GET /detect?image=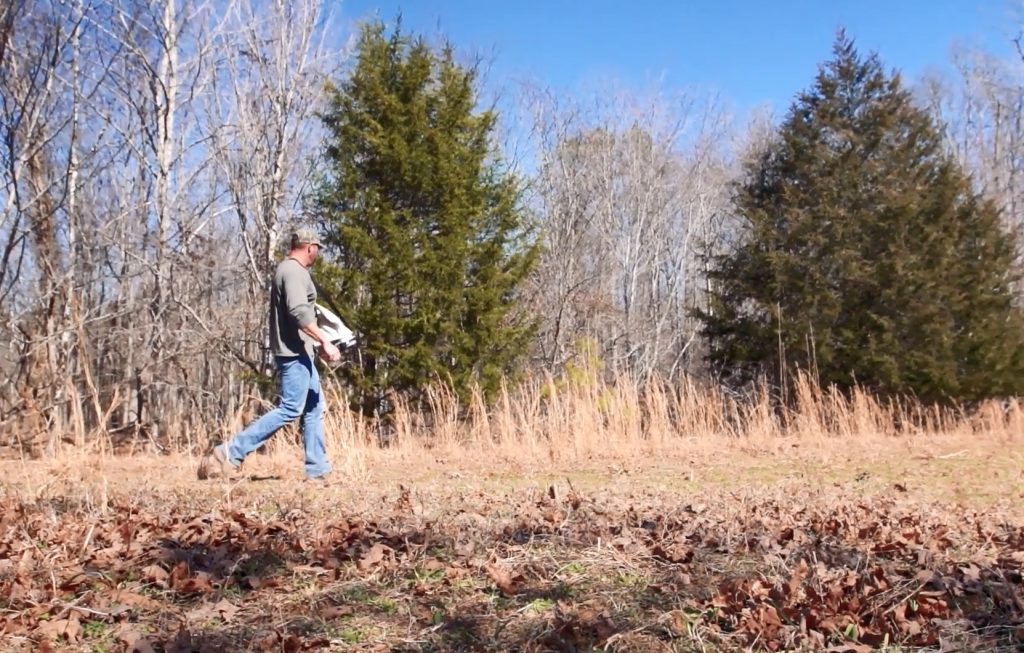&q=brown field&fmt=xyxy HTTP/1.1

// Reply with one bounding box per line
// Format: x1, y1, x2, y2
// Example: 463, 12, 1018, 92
2, 376, 1023, 652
